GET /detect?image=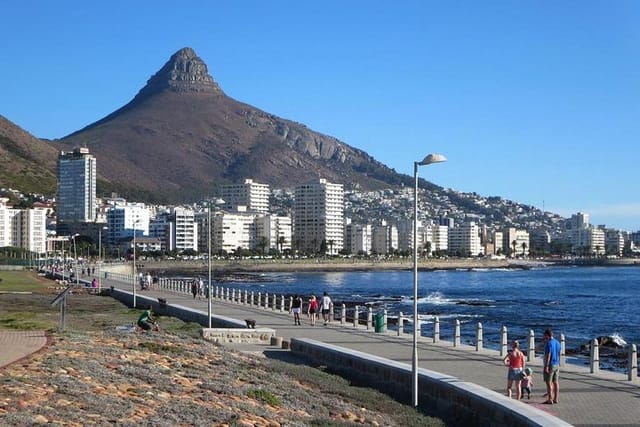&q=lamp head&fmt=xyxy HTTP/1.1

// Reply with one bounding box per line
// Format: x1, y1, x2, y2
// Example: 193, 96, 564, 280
417, 153, 447, 166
